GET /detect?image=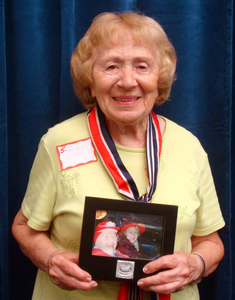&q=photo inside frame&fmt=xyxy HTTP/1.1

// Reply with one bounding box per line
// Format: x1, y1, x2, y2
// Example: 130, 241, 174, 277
92, 210, 164, 260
